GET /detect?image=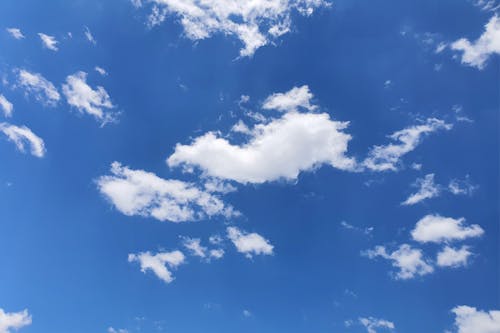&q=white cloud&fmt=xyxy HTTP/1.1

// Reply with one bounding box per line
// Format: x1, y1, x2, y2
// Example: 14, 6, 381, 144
451, 306, 500, 333
363, 244, 434, 280
359, 317, 395, 333
473, 0, 500, 11
95, 66, 107, 76
262, 85, 317, 112
209, 248, 224, 259
6, 28, 24, 40
62, 71, 115, 123
84, 26, 96, 44
0, 95, 13, 117
182, 237, 207, 258
38, 33, 58, 51
411, 214, 484, 243
134, 0, 330, 56
17, 69, 60, 106
451, 15, 500, 69
364, 118, 453, 171
448, 177, 478, 196
402, 173, 441, 205
0, 308, 32, 333
0, 122, 46, 158
437, 245, 472, 268
97, 162, 237, 222
108, 328, 128, 333
227, 226, 273, 258
128, 250, 185, 283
